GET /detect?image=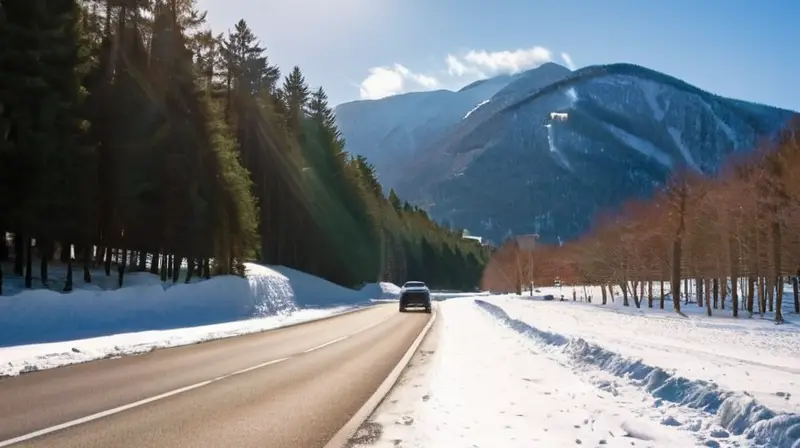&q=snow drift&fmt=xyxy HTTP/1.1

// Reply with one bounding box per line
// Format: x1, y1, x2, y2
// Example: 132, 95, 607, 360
474, 299, 800, 448
0, 263, 398, 347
